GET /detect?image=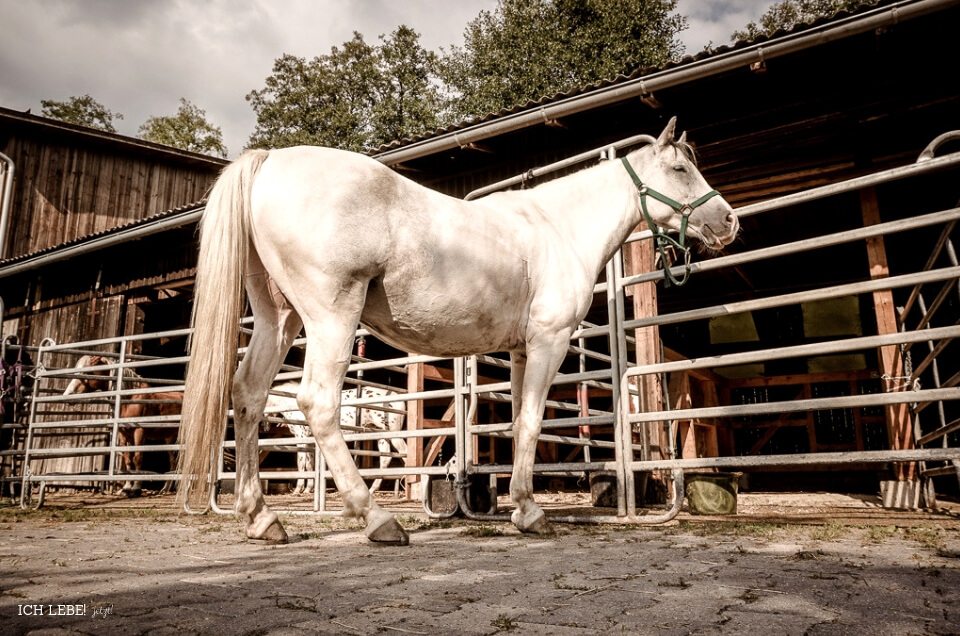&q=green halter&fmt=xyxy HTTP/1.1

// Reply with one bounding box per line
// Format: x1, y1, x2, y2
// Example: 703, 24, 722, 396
621, 156, 720, 287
